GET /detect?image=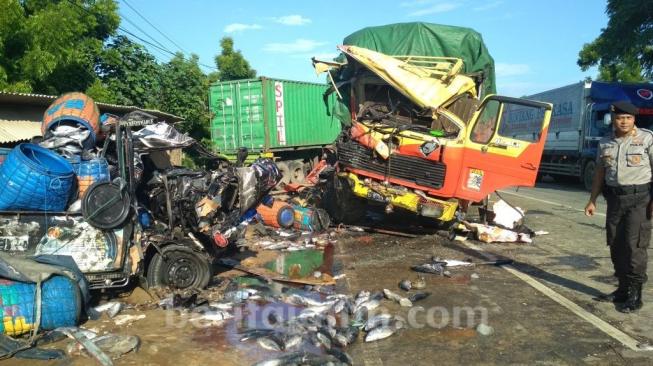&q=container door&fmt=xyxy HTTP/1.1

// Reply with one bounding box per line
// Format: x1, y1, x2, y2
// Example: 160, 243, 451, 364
454, 96, 552, 201
235, 81, 265, 151
209, 84, 240, 152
